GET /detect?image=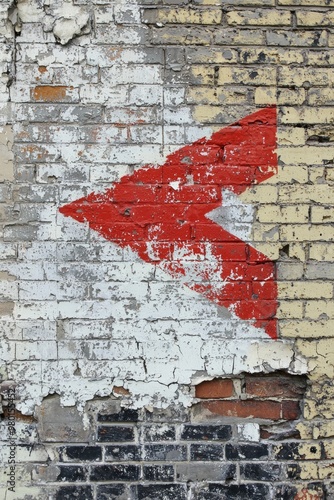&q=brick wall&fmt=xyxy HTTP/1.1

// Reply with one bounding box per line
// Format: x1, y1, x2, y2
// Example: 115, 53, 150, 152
1, 0, 334, 498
